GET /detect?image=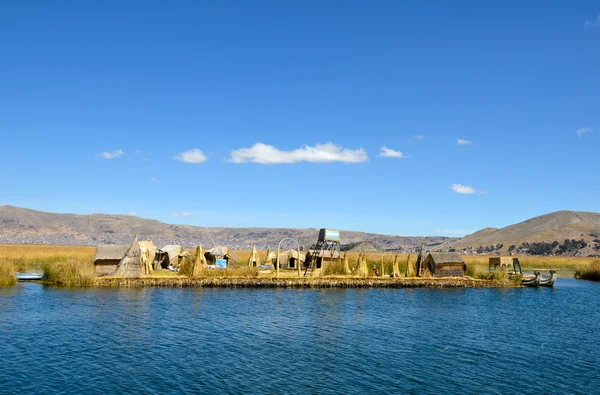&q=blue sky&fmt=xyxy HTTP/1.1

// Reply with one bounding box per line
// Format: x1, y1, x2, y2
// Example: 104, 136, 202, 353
1, 1, 599, 237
